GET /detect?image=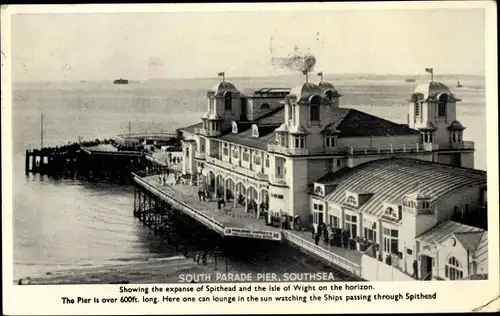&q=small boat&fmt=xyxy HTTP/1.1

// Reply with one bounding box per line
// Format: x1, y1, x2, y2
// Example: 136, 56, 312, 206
405, 78, 416, 83
113, 78, 129, 85
456, 81, 463, 88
